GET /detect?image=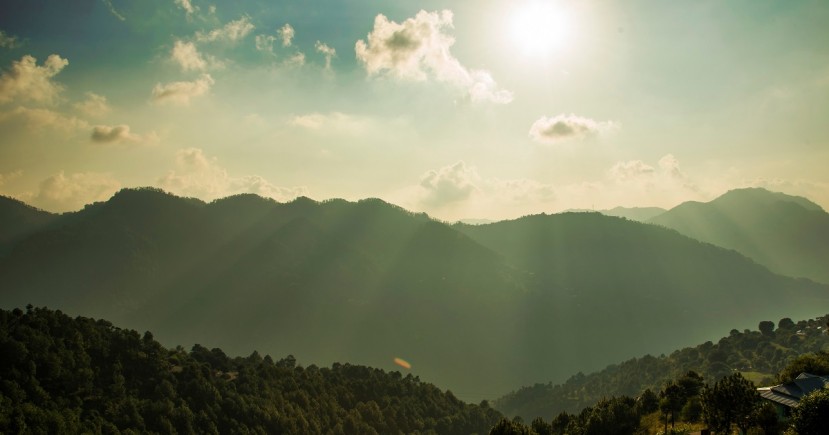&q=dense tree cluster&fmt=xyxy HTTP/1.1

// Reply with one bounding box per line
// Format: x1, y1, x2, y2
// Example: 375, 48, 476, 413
0, 307, 501, 434
495, 315, 829, 419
